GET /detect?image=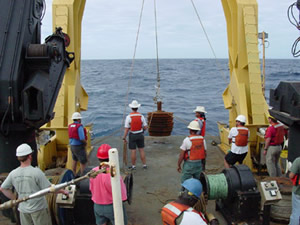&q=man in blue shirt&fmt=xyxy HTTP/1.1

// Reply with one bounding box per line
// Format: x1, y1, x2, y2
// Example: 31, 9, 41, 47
68, 112, 87, 176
